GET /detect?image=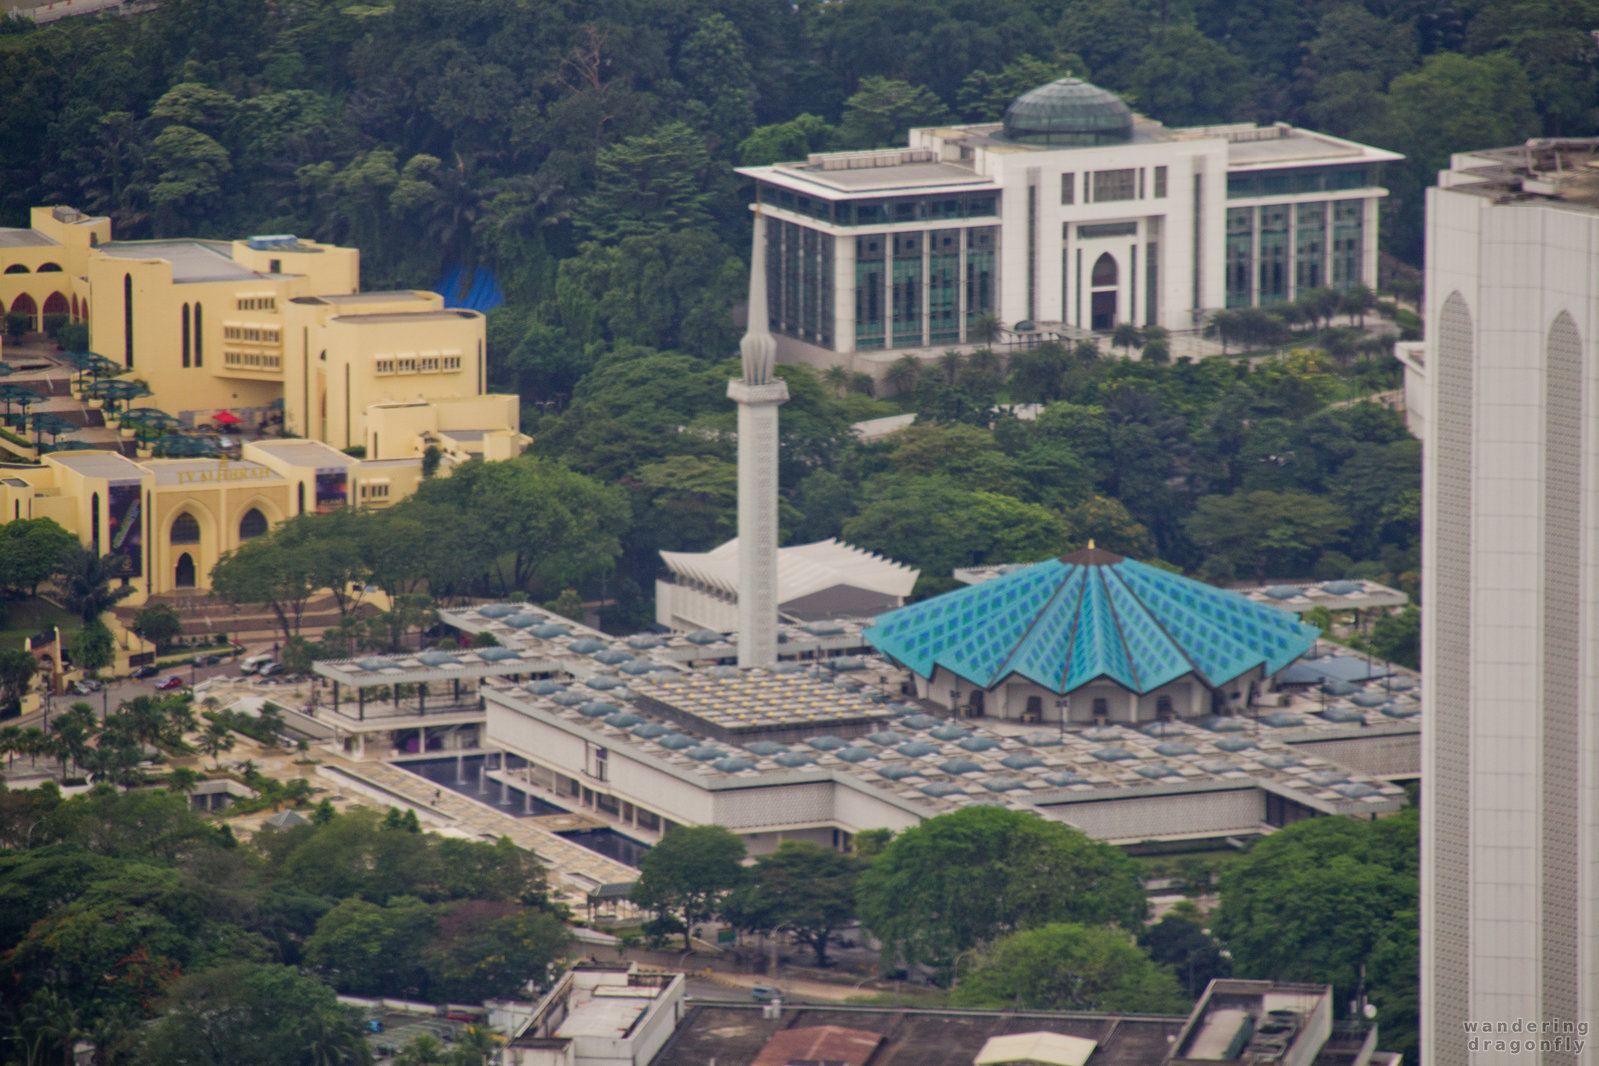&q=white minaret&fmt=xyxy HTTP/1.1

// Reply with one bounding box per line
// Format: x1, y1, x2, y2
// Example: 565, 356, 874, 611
728, 213, 788, 668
